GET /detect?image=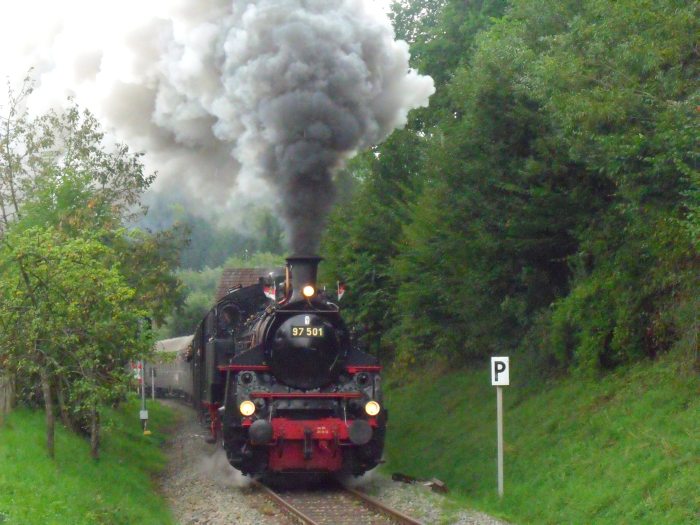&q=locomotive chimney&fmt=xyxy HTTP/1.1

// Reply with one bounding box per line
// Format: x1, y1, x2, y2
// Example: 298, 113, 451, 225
286, 256, 322, 303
